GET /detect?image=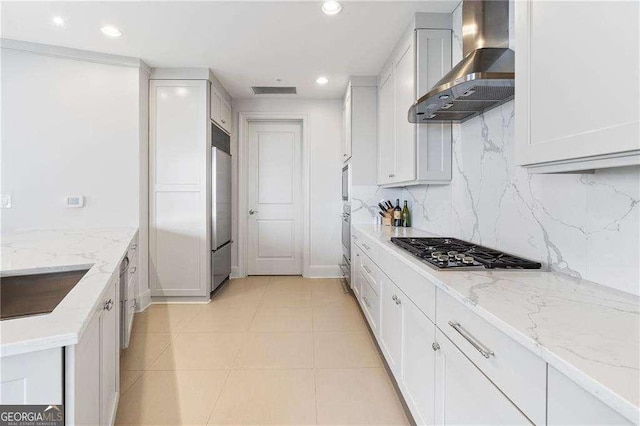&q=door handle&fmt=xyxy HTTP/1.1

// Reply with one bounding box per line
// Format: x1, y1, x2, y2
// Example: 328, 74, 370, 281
249, 209, 258, 215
